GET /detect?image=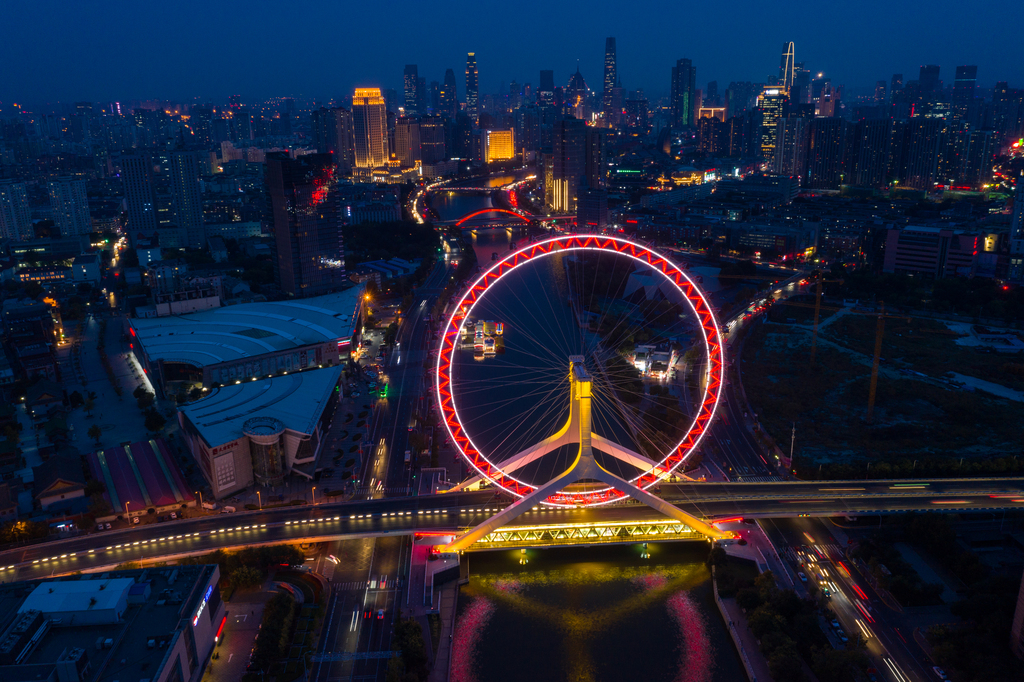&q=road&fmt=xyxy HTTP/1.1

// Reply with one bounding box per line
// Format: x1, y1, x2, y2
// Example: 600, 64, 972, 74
3, 478, 1024, 583
759, 516, 929, 682
312, 536, 407, 681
